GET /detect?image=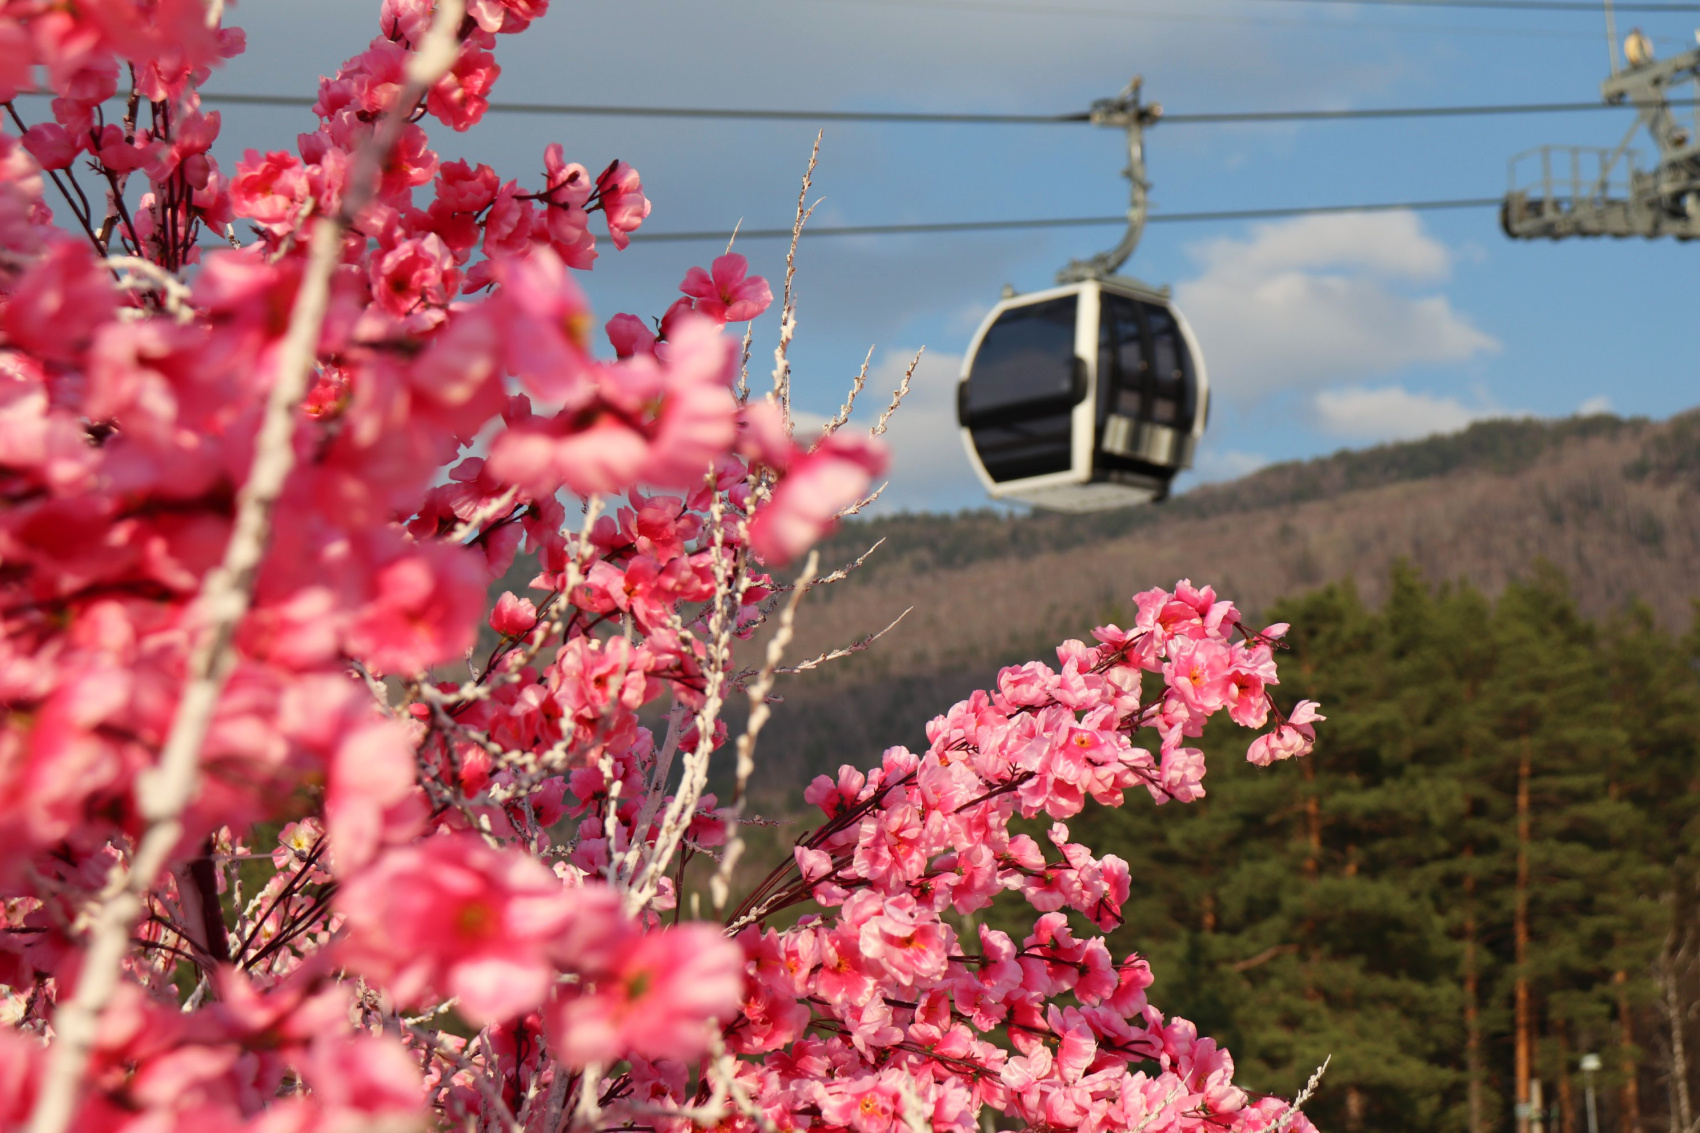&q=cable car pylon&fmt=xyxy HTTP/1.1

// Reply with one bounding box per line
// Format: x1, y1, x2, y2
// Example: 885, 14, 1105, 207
1503, 15, 1700, 239
956, 78, 1210, 512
